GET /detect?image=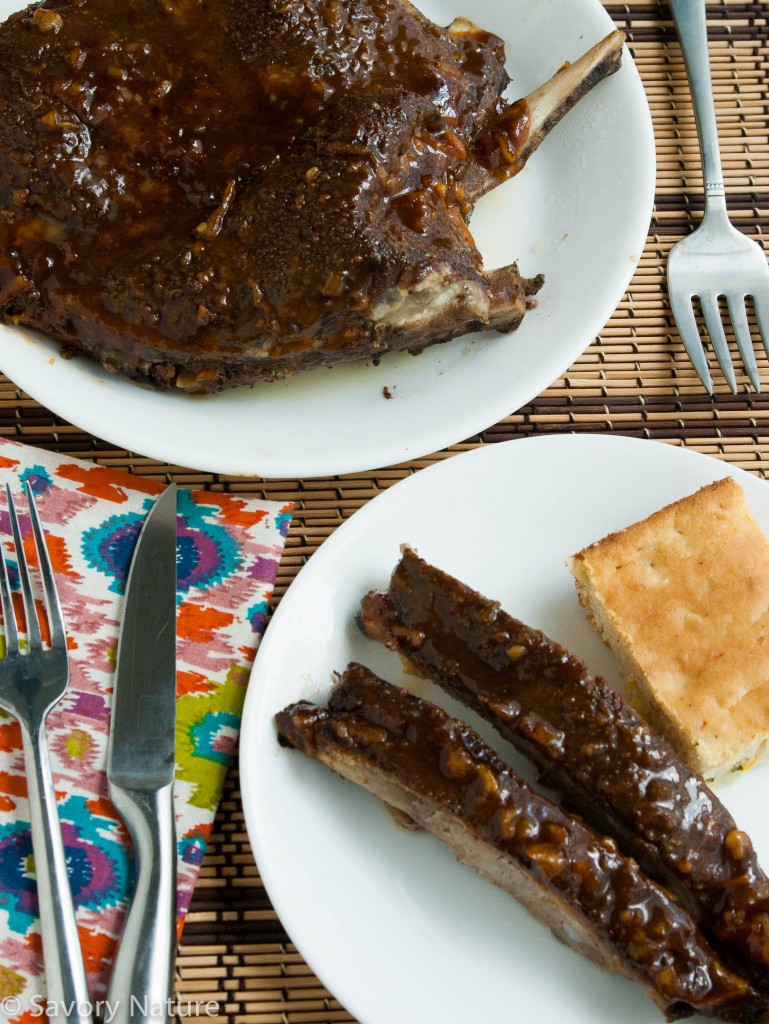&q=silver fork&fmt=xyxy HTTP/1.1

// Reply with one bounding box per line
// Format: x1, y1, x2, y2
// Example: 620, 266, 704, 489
0, 483, 92, 1024
667, 0, 769, 392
